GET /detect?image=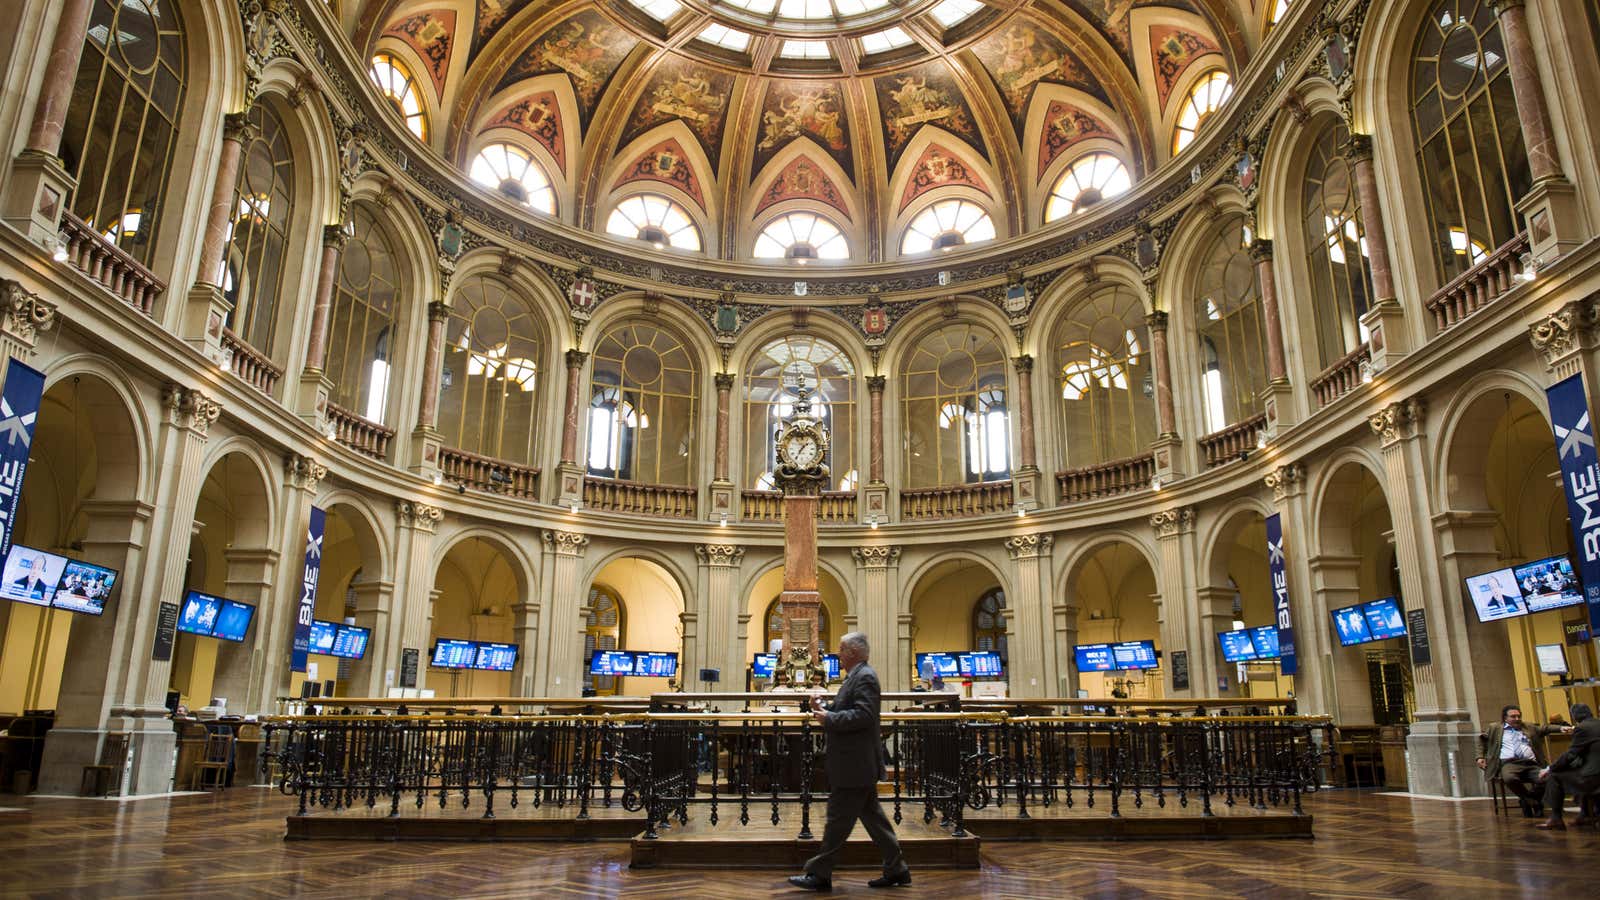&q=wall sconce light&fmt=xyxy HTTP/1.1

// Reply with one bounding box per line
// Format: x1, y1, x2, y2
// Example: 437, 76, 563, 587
1517, 251, 1538, 283
869, 517, 879, 530
719, 513, 728, 527
1150, 475, 1163, 491
52, 233, 68, 262
568, 500, 580, 514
